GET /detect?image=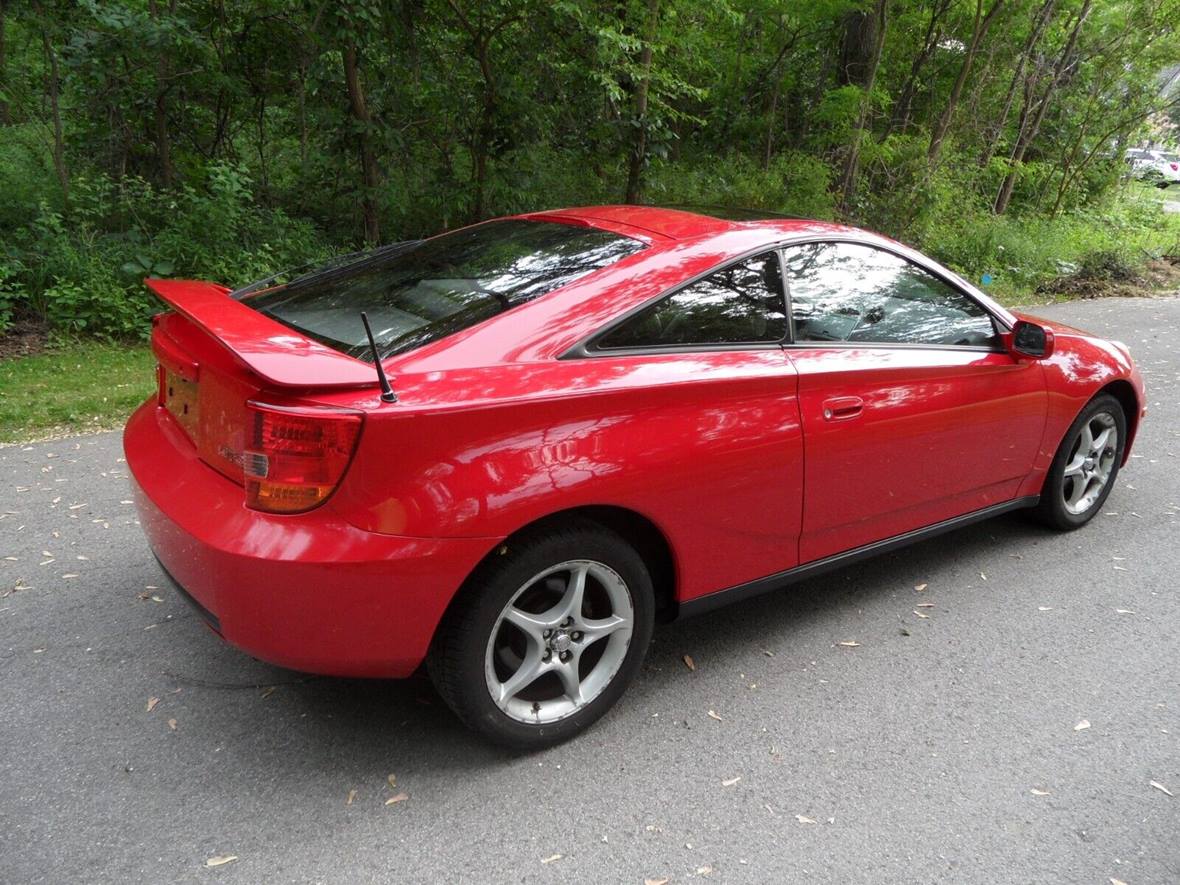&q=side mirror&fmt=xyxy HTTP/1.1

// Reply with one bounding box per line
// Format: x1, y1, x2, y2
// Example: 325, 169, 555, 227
1008, 320, 1054, 359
